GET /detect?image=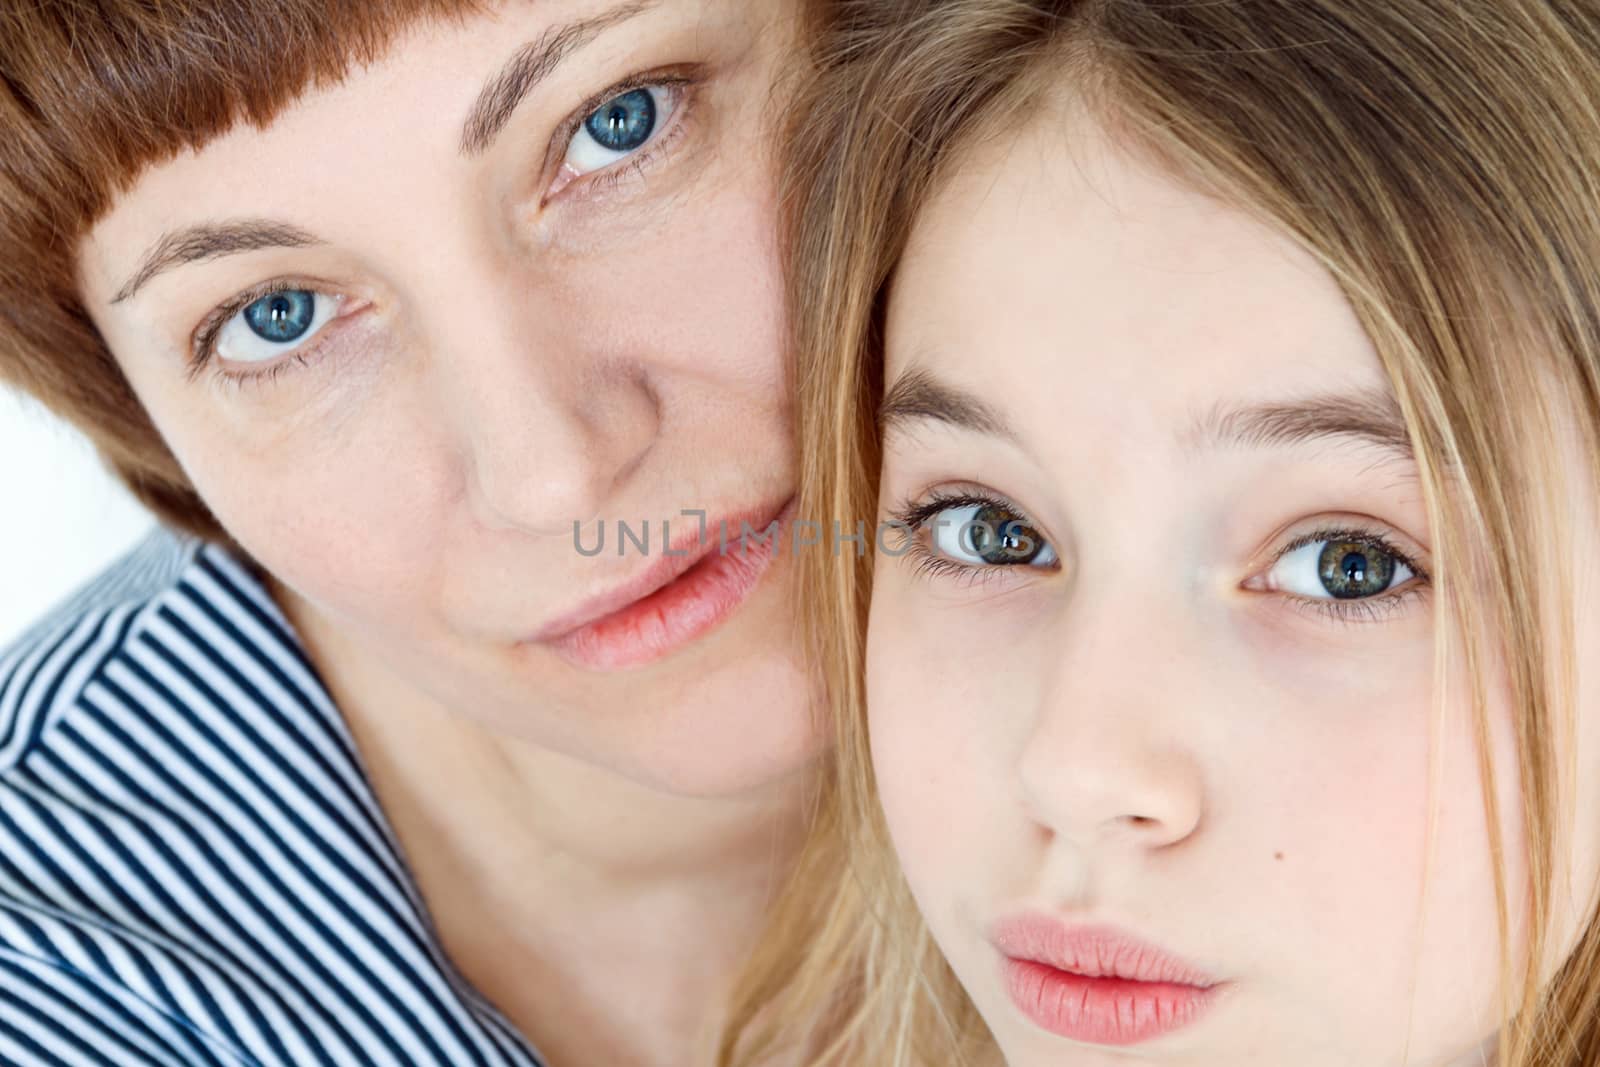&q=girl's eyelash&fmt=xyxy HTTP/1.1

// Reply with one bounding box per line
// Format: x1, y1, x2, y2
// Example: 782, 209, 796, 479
888, 487, 1033, 532
886, 487, 1056, 589
889, 493, 1432, 624
1286, 583, 1429, 626
1261, 523, 1432, 626
1274, 525, 1429, 581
